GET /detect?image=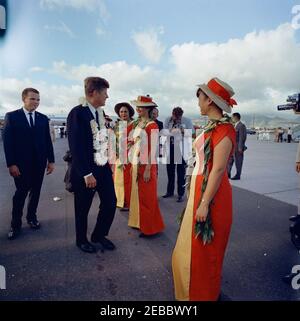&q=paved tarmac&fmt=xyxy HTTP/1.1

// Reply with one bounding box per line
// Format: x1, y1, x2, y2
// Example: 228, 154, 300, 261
0, 137, 299, 301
